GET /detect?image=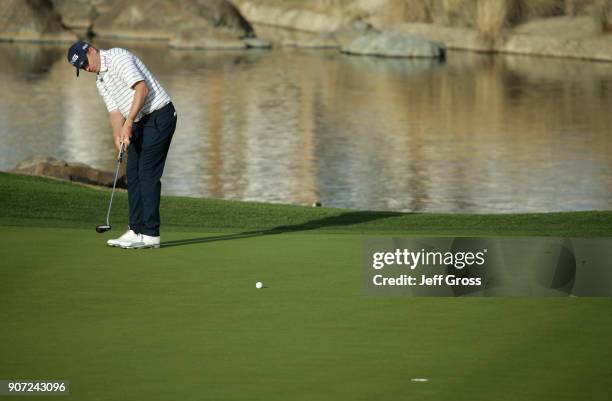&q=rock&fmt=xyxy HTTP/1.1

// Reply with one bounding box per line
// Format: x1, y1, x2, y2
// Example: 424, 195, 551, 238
501, 33, 612, 62
513, 16, 600, 40
342, 32, 445, 59
281, 34, 341, 49
169, 29, 247, 50
91, 0, 114, 16
243, 37, 272, 49
392, 20, 612, 62
391, 22, 485, 51
331, 21, 378, 47
235, 0, 349, 33
170, 30, 274, 51
0, 0, 77, 43
51, 0, 95, 32
93, 0, 254, 41
13, 156, 126, 188
280, 21, 377, 49
595, 0, 612, 33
